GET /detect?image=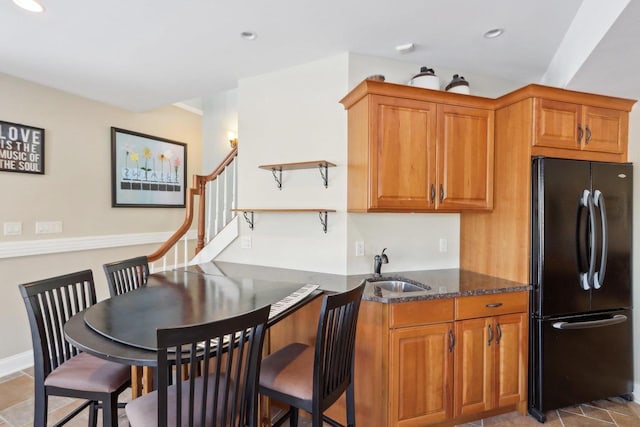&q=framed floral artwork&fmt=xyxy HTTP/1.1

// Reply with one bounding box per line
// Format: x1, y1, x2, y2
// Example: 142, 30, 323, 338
111, 127, 187, 208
